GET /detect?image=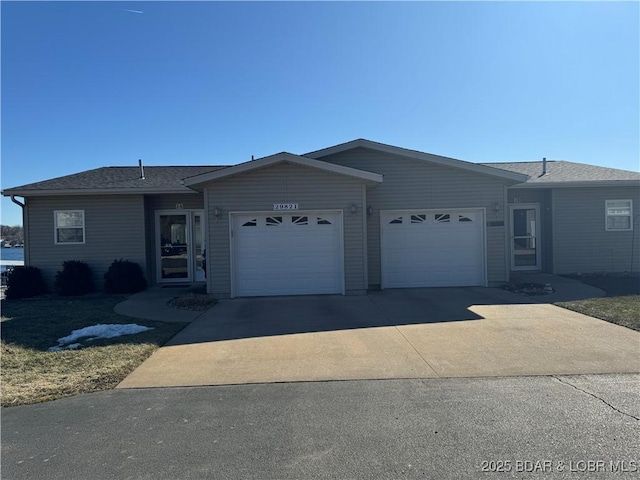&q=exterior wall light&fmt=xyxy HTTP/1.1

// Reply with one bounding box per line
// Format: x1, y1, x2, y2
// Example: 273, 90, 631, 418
350, 204, 357, 214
